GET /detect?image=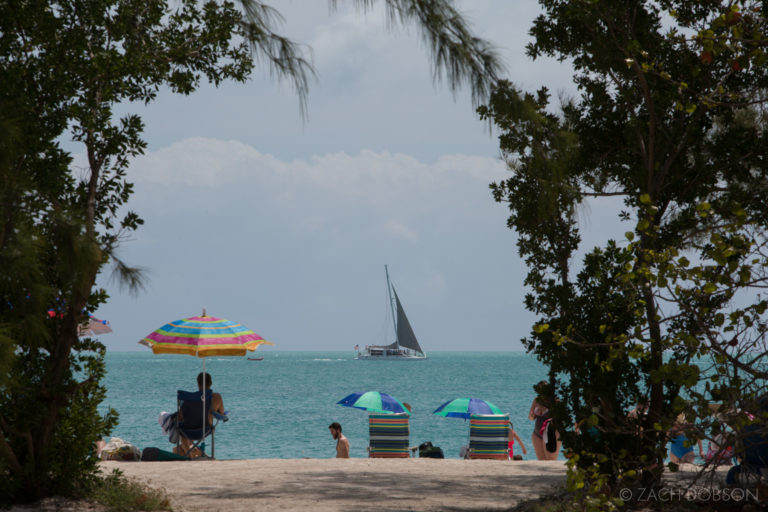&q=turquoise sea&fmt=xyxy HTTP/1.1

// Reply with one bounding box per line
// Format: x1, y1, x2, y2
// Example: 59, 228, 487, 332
102, 351, 549, 460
